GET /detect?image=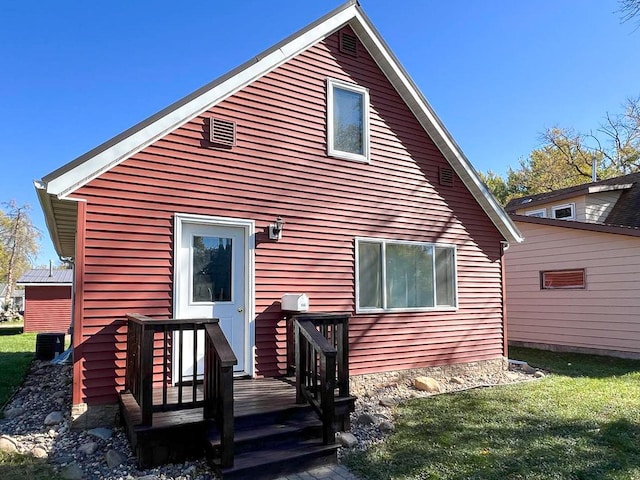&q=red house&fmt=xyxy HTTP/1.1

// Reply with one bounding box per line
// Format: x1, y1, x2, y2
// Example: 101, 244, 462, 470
17, 268, 72, 334
36, 1, 522, 473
